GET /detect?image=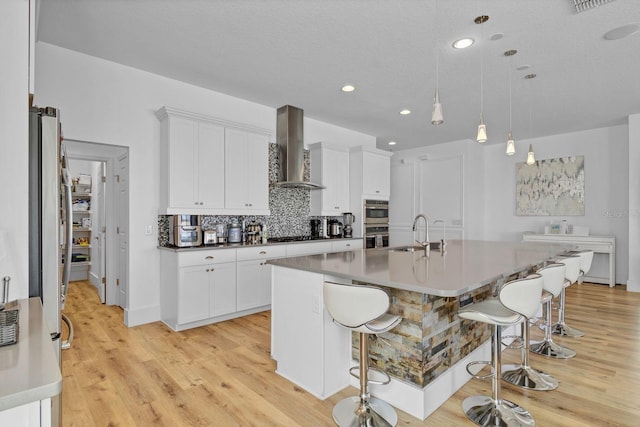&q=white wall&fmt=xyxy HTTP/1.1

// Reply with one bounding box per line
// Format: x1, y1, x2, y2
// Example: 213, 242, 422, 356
483, 126, 629, 284
34, 42, 376, 325
390, 125, 630, 285
628, 113, 640, 292
0, 0, 29, 301
389, 139, 486, 245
